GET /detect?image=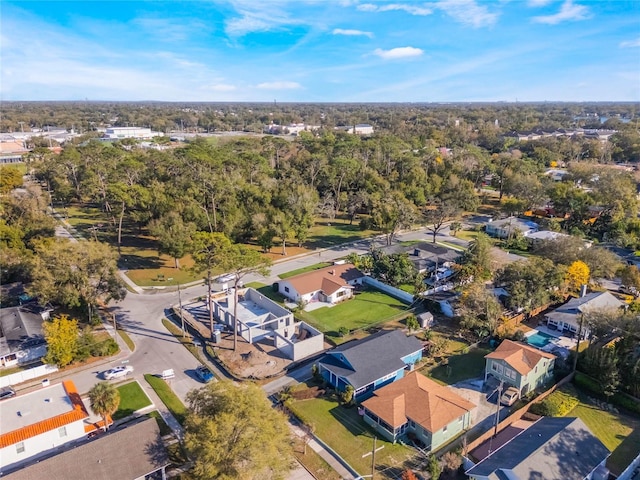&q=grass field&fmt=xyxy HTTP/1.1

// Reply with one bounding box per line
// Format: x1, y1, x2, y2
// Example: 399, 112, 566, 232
304, 289, 410, 339
290, 396, 414, 478
422, 347, 491, 385
113, 381, 152, 420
